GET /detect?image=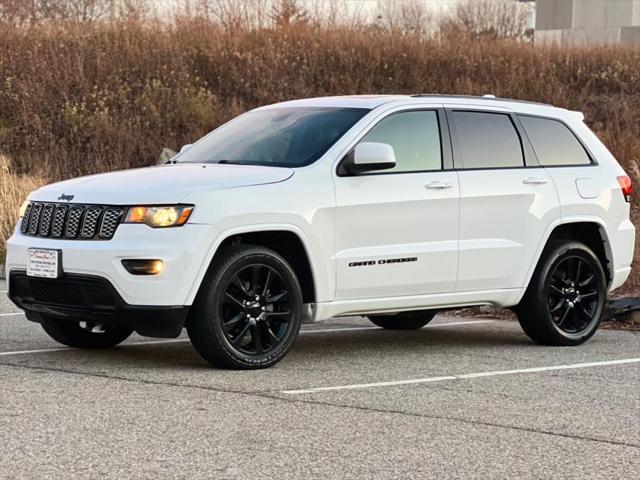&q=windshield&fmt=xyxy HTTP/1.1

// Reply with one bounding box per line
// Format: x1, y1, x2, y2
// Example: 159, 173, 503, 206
177, 107, 368, 168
